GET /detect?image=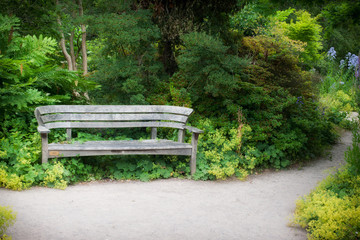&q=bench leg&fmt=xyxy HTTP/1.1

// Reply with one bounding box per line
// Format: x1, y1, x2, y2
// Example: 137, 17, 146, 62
190, 133, 199, 175
41, 133, 49, 164
66, 128, 72, 142
178, 129, 185, 143
151, 127, 157, 139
